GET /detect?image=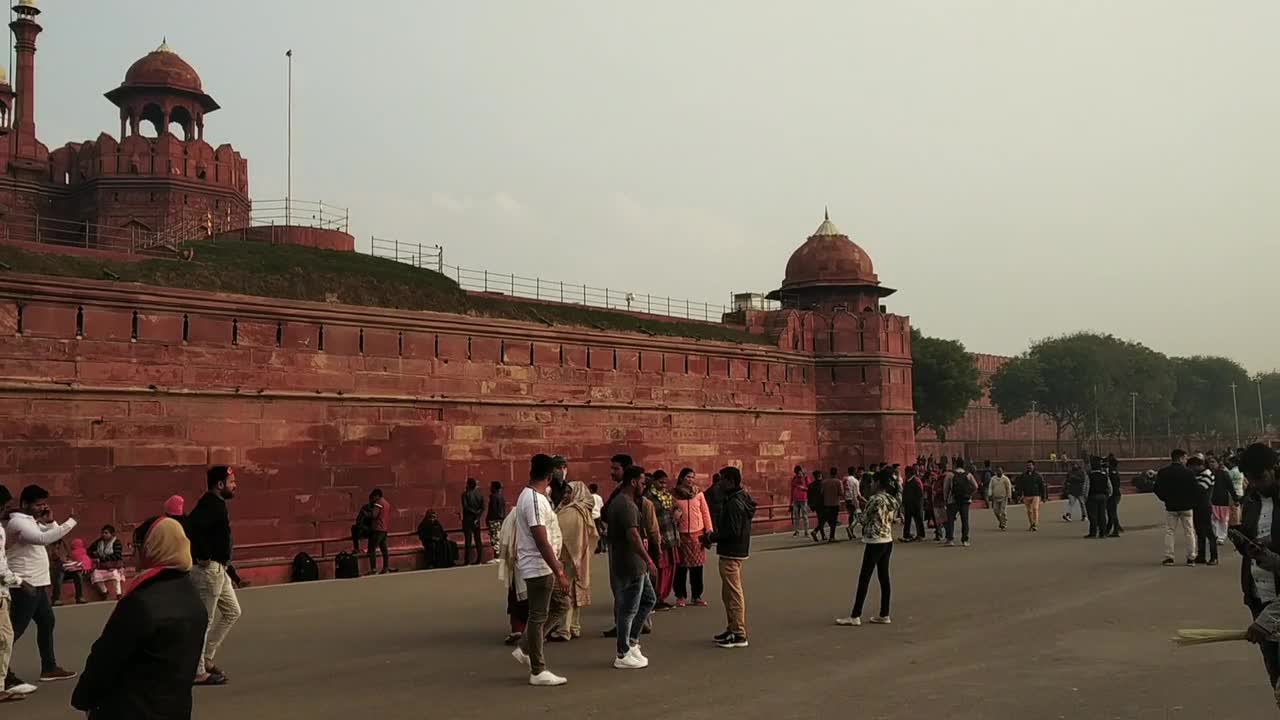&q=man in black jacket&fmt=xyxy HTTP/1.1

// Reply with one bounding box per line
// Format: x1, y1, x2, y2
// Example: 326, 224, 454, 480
705, 466, 756, 649
1063, 462, 1087, 522
1153, 450, 1198, 566
1189, 455, 1218, 565
1014, 461, 1048, 532
72, 516, 207, 719
1228, 443, 1280, 706
1106, 454, 1124, 537
186, 466, 239, 685
1084, 456, 1113, 539
460, 478, 485, 565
